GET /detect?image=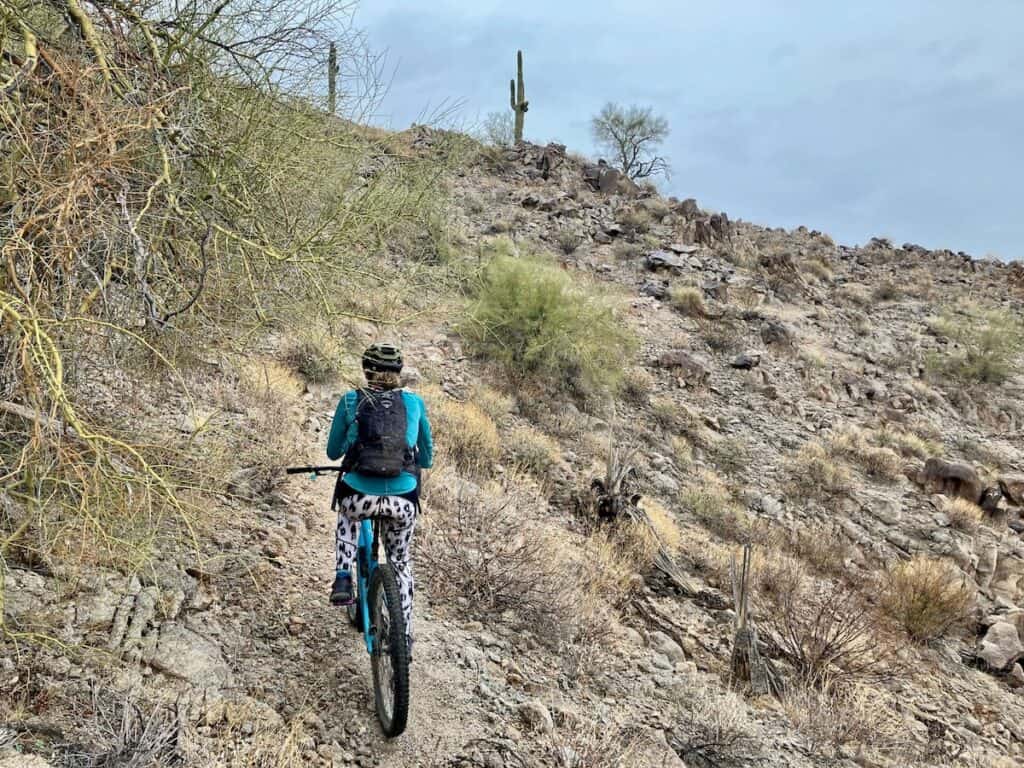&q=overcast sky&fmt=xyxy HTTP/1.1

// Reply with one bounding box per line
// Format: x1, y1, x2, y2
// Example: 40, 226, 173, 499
354, 1, 1023, 260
